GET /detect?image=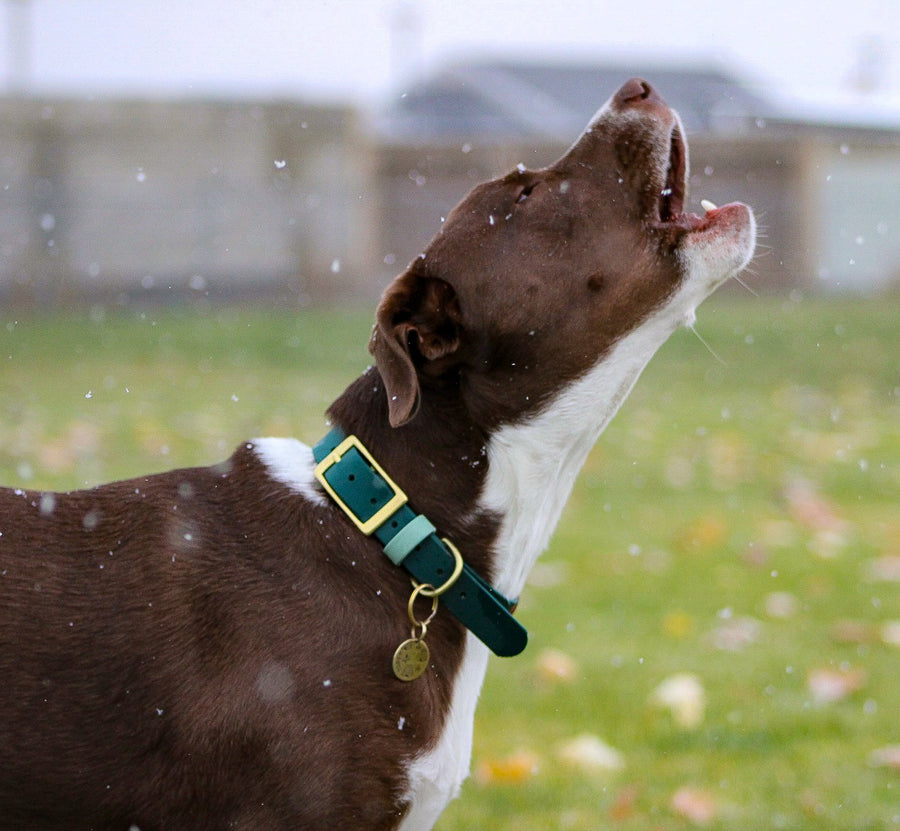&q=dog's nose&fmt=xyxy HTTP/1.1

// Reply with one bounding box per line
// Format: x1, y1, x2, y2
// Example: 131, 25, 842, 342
614, 77, 664, 108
